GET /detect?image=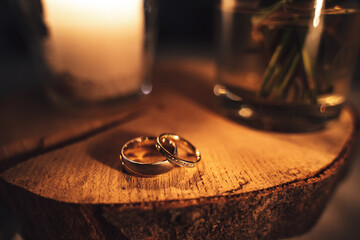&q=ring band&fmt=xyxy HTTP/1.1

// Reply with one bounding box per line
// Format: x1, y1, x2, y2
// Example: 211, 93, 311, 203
120, 136, 177, 176
156, 133, 201, 168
